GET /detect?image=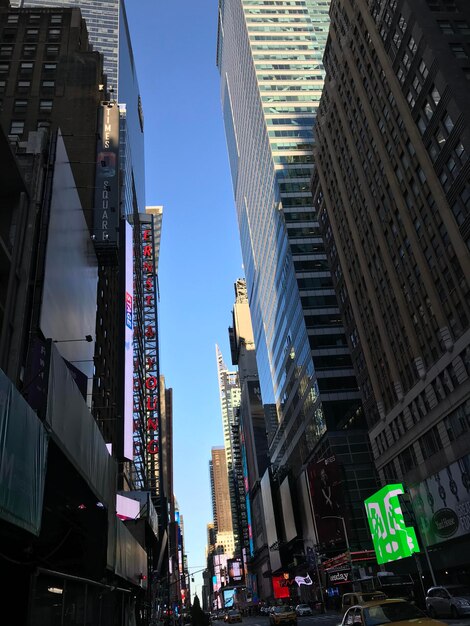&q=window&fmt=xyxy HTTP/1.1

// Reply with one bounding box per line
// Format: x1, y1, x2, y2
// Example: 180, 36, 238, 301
445, 400, 470, 441
17, 80, 31, 91
0, 63, 9, 74
41, 80, 55, 89
437, 20, 453, 34
48, 29, 61, 41
455, 21, 470, 35
398, 445, 418, 473
418, 60, 429, 80
7, 14, 19, 24
20, 62, 34, 74
450, 44, 469, 59
9, 120, 25, 136
431, 86, 441, 106
0, 80, 6, 93
46, 45, 59, 56
43, 63, 57, 72
25, 28, 39, 40
444, 114, 454, 133
14, 99, 28, 112
0, 46, 13, 58
2, 28, 16, 42
50, 14, 63, 24
419, 425, 443, 459
23, 45, 37, 58
39, 100, 53, 112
